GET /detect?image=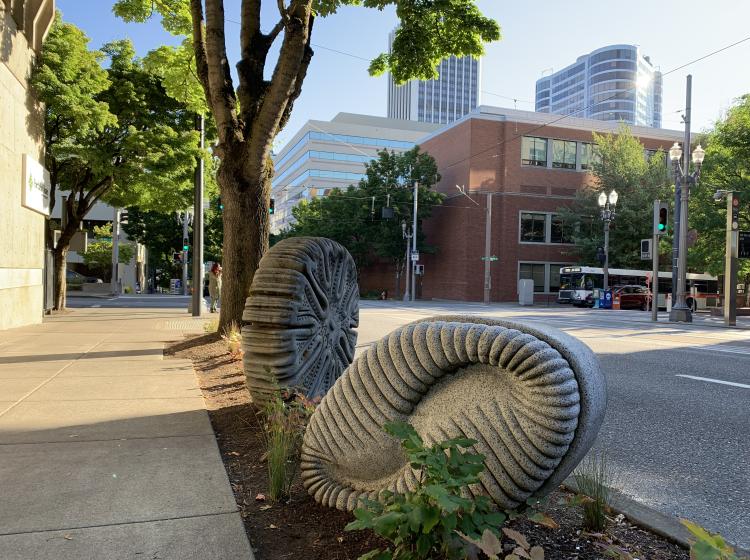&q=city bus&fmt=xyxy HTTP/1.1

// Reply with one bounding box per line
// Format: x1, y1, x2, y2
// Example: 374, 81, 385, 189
557, 266, 719, 310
